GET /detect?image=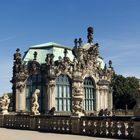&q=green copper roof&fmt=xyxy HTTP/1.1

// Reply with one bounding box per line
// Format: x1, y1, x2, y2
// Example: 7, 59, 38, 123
23, 42, 74, 64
